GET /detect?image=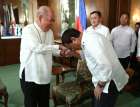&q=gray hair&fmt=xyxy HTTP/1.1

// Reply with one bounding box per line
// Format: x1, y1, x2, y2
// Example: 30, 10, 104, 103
36, 6, 51, 18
